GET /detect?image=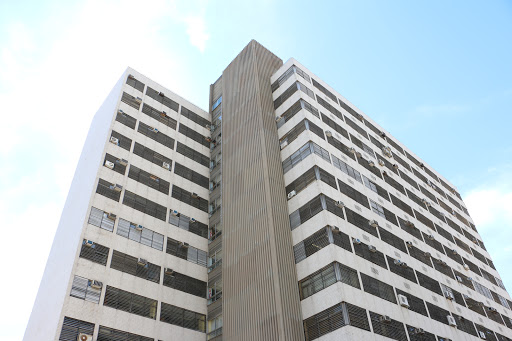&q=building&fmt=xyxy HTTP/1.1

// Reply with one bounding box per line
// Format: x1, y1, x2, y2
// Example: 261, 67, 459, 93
24, 40, 512, 341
